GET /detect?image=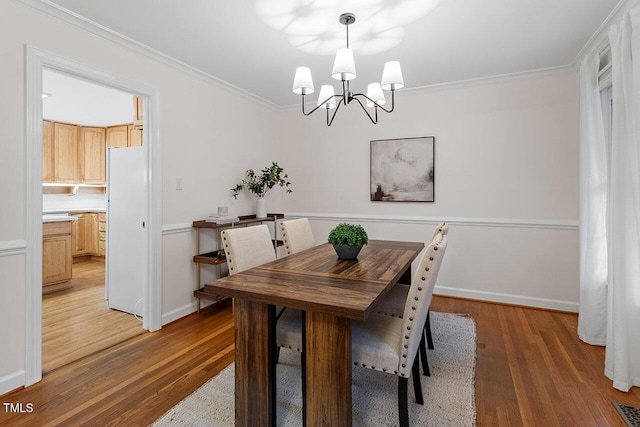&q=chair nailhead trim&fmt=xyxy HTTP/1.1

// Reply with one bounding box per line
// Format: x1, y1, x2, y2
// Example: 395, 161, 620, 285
429, 256, 434, 260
